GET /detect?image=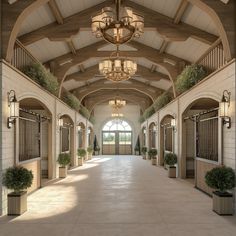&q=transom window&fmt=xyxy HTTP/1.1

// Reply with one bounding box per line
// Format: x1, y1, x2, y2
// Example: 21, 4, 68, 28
103, 120, 132, 131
